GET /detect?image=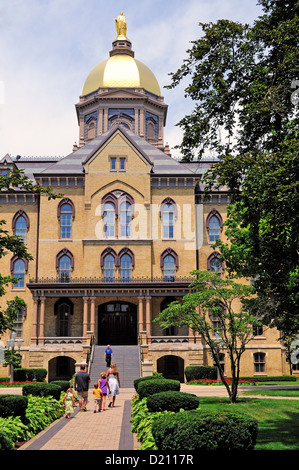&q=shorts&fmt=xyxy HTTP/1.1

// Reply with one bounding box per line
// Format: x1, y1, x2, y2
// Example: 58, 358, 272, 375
94, 398, 102, 404
77, 391, 88, 400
